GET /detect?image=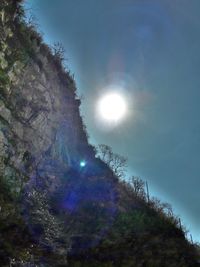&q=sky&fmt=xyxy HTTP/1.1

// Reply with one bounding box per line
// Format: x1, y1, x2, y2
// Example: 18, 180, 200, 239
24, 0, 200, 242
